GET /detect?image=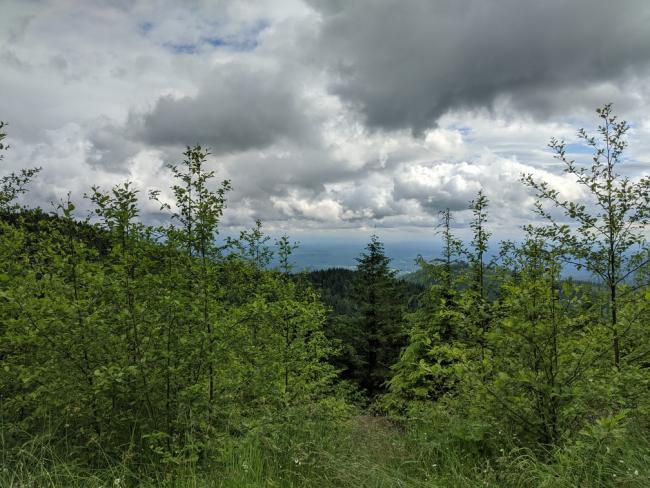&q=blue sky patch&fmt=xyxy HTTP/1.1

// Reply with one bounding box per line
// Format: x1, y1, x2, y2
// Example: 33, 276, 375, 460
203, 19, 269, 52
165, 42, 198, 54
154, 18, 269, 55
205, 37, 227, 47
137, 21, 154, 36
564, 142, 594, 154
